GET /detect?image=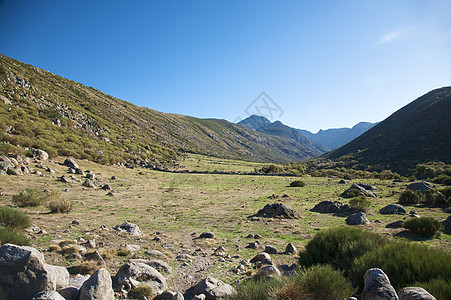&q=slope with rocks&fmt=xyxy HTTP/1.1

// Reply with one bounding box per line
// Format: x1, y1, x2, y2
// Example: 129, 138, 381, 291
0, 54, 325, 165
